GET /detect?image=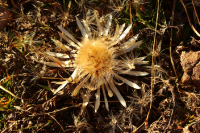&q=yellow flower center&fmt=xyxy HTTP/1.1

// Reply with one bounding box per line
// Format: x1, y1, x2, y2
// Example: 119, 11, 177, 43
75, 39, 114, 78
